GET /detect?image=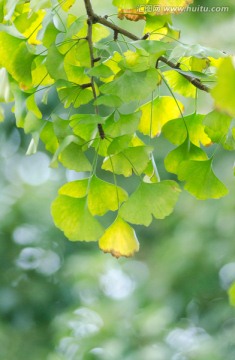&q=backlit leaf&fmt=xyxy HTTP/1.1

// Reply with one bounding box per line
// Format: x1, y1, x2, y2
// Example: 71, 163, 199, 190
59, 176, 128, 216
165, 138, 208, 174
88, 176, 128, 216
139, 96, 184, 137
211, 57, 235, 117
120, 180, 181, 226
102, 146, 152, 177
51, 196, 104, 241
99, 217, 139, 258
162, 113, 212, 147
178, 159, 228, 200
100, 69, 159, 103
